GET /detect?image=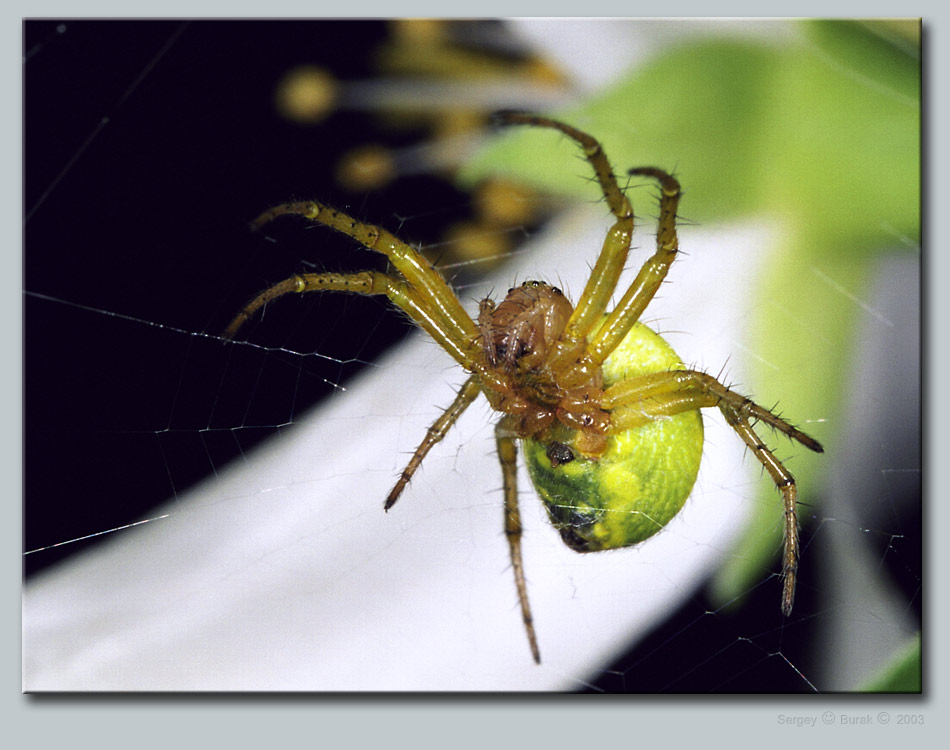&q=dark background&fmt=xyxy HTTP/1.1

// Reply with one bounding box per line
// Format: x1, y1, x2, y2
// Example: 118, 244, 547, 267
25, 19, 453, 573
24, 20, 918, 692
